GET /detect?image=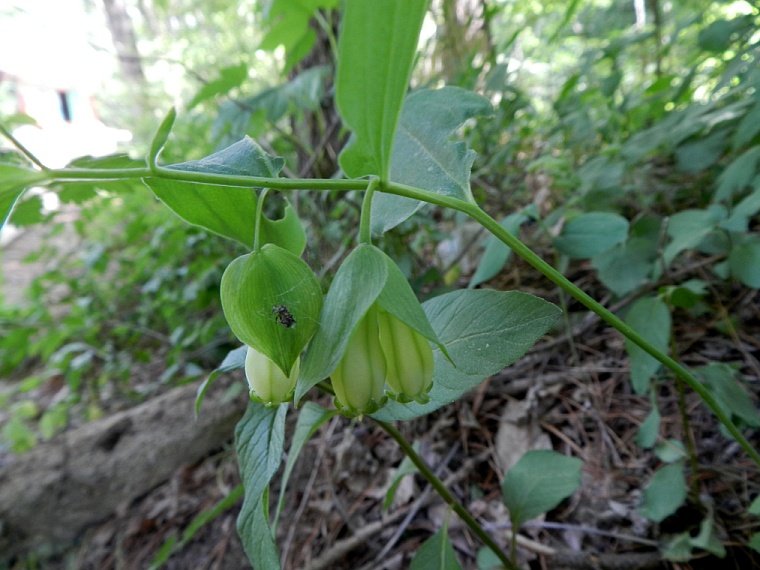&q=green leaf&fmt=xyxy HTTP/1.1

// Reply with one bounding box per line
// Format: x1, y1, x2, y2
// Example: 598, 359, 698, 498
733, 100, 760, 150
221, 244, 323, 376
8, 195, 47, 227
553, 212, 629, 259
750, 496, 760, 516
624, 296, 671, 395
296, 244, 388, 403
591, 237, 657, 296
639, 463, 687, 523
469, 212, 528, 288
636, 406, 661, 449
663, 206, 726, 266
476, 547, 503, 570
373, 290, 561, 421
259, 0, 339, 71
195, 345, 247, 417
149, 108, 177, 165
372, 87, 494, 234
720, 186, 760, 233
0, 164, 47, 232
501, 450, 583, 527
714, 145, 760, 202
690, 514, 726, 558
383, 442, 420, 510
695, 363, 760, 427
377, 250, 445, 353
409, 529, 462, 570
336, 0, 428, 181
144, 138, 305, 253
275, 403, 337, 528
235, 403, 287, 569
750, 533, 760, 554
729, 240, 760, 288
654, 439, 687, 463
698, 17, 748, 52
213, 66, 329, 145
188, 63, 248, 109
146, 178, 305, 253
167, 136, 285, 177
